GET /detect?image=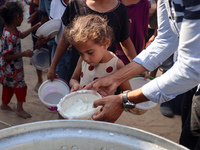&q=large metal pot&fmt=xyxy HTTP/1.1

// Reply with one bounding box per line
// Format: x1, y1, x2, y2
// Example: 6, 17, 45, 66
0, 120, 188, 150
